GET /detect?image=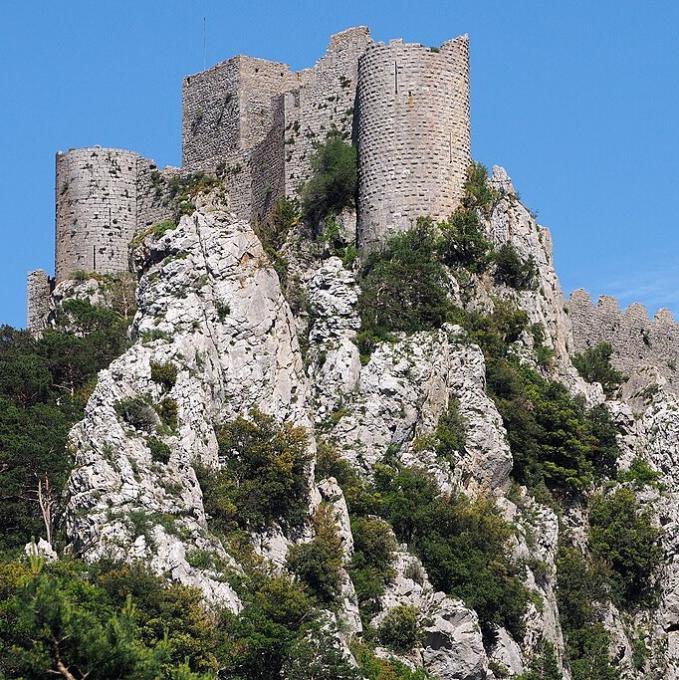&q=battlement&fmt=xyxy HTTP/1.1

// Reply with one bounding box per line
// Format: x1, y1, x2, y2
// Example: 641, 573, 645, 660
566, 289, 679, 399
